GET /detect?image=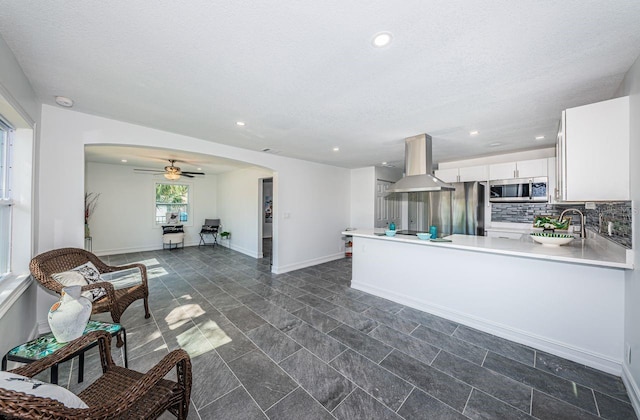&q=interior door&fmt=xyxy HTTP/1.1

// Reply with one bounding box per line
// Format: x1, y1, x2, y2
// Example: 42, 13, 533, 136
375, 180, 402, 229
